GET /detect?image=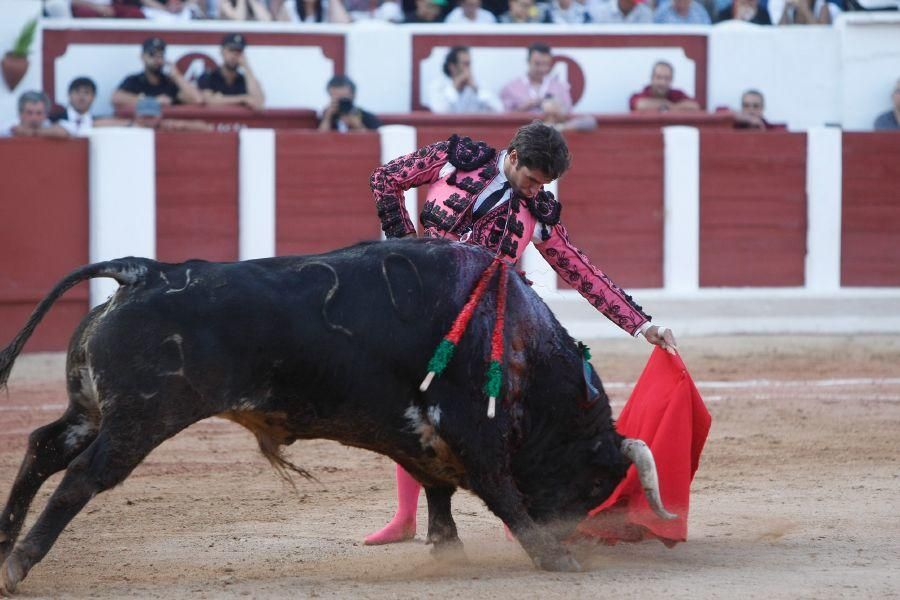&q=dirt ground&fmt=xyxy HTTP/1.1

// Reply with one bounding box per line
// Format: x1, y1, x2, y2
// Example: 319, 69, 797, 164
0, 335, 898, 599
